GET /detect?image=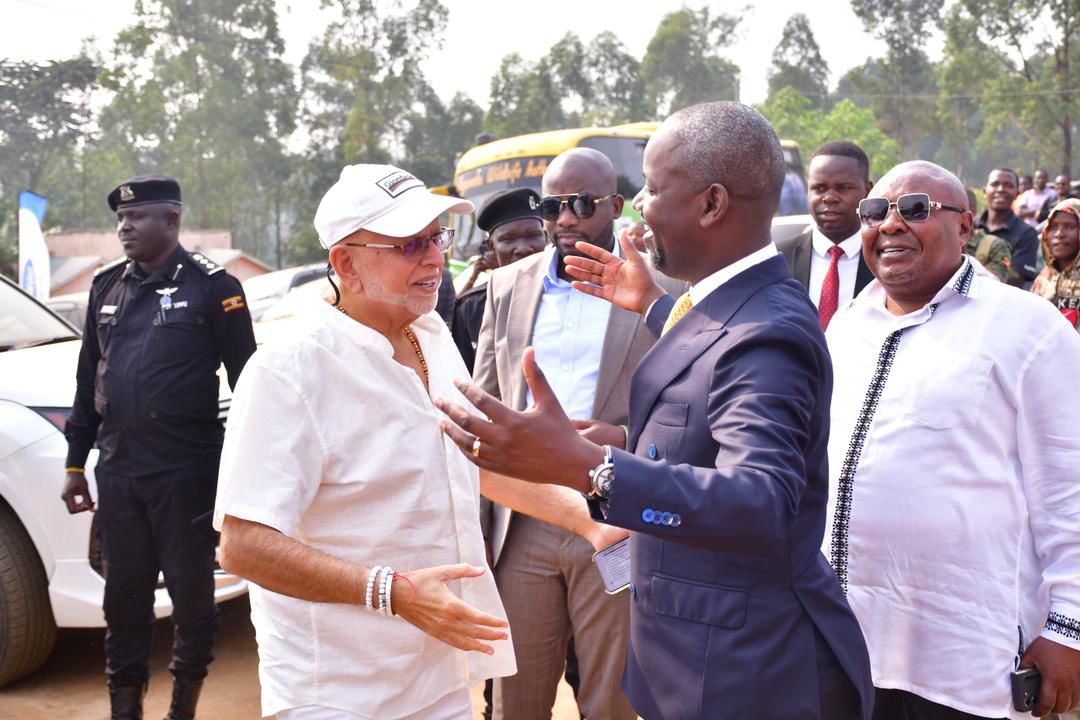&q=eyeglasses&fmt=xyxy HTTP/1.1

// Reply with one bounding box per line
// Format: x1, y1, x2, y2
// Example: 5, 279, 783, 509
858, 194, 966, 226
537, 193, 616, 221
343, 227, 454, 258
